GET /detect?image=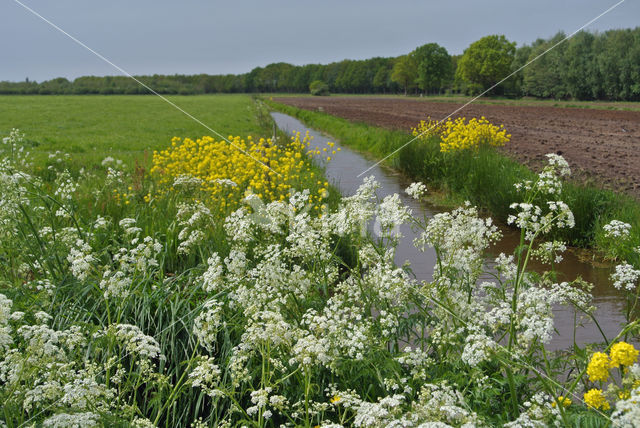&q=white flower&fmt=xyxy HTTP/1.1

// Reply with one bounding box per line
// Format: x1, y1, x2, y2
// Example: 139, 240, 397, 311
193, 299, 224, 352
42, 412, 100, 428
603, 220, 632, 239
67, 239, 95, 281
462, 331, 497, 367
189, 356, 222, 398
99, 324, 164, 361
611, 263, 640, 290
405, 182, 427, 200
